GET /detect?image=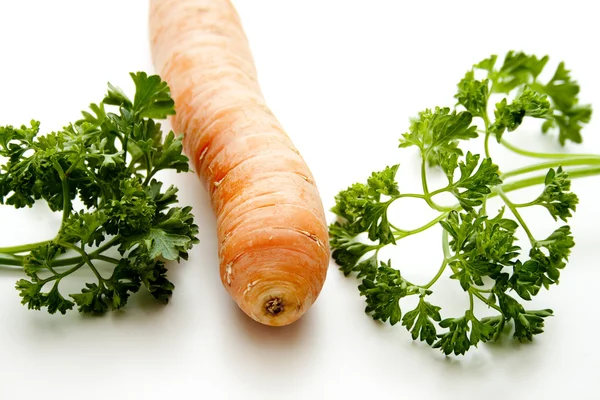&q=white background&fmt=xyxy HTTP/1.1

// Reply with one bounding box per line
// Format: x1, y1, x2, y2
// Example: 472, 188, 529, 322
1, 1, 599, 399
